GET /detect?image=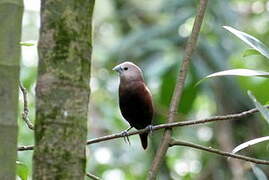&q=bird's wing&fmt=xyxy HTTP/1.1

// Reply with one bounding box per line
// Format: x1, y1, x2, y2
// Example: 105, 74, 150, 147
119, 81, 153, 129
